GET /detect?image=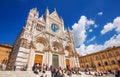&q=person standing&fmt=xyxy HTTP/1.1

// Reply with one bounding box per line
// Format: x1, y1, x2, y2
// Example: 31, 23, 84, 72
13, 64, 16, 71
0, 63, 3, 71
115, 70, 120, 77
